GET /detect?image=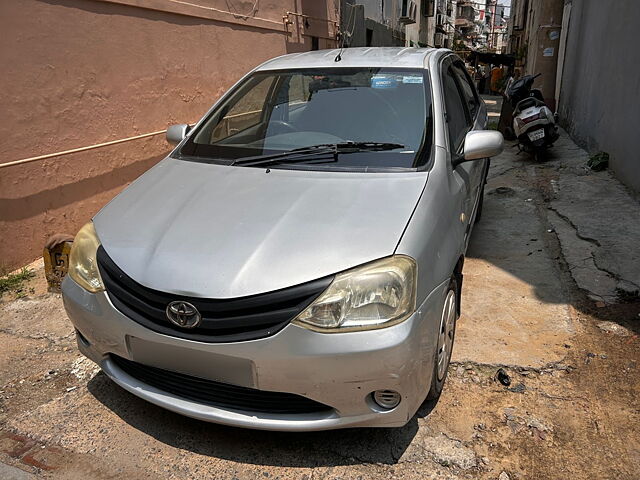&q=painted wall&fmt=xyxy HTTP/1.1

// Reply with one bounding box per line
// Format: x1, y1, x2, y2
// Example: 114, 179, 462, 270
0, 0, 337, 270
557, 0, 640, 193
